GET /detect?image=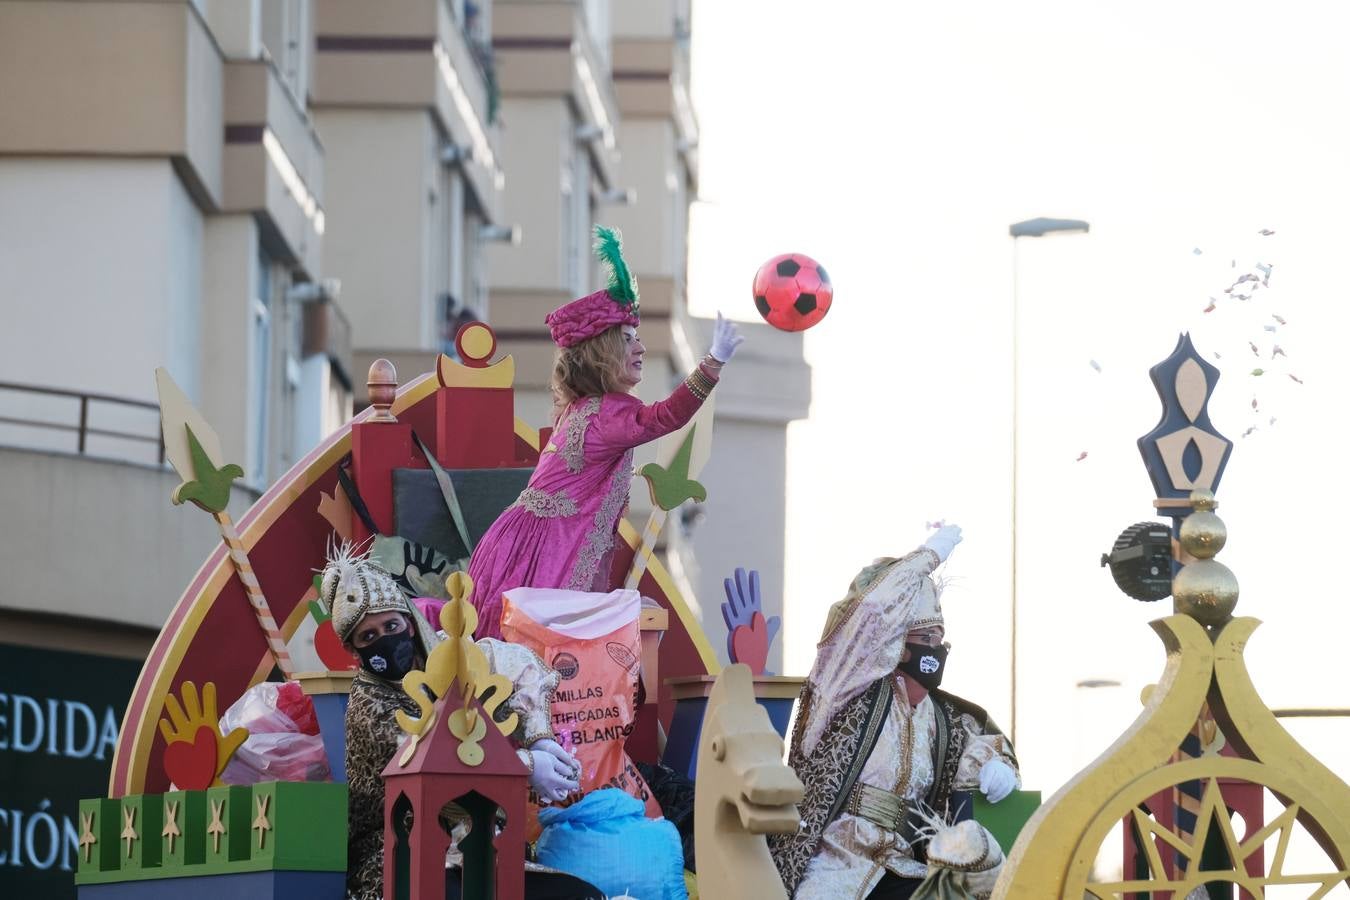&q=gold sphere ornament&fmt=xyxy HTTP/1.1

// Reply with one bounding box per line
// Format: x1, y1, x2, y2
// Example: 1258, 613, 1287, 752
1172, 560, 1239, 626
1171, 488, 1238, 626
1179, 510, 1226, 559
1188, 487, 1217, 512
